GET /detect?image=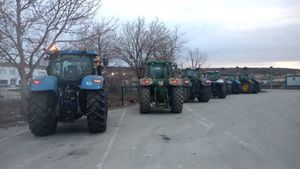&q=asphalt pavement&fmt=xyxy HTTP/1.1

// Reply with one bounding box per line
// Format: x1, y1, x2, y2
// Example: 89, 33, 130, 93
0, 90, 300, 169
